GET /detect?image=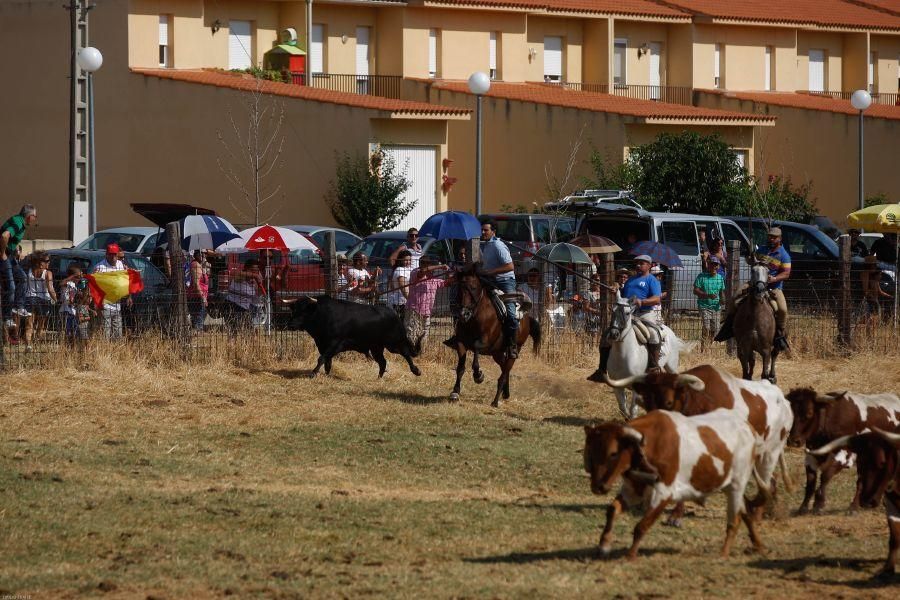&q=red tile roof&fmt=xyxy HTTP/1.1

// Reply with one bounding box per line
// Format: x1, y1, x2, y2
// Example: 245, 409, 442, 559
704, 90, 900, 121
662, 0, 900, 30
429, 80, 775, 123
848, 0, 900, 16
132, 68, 471, 117
427, 0, 690, 17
